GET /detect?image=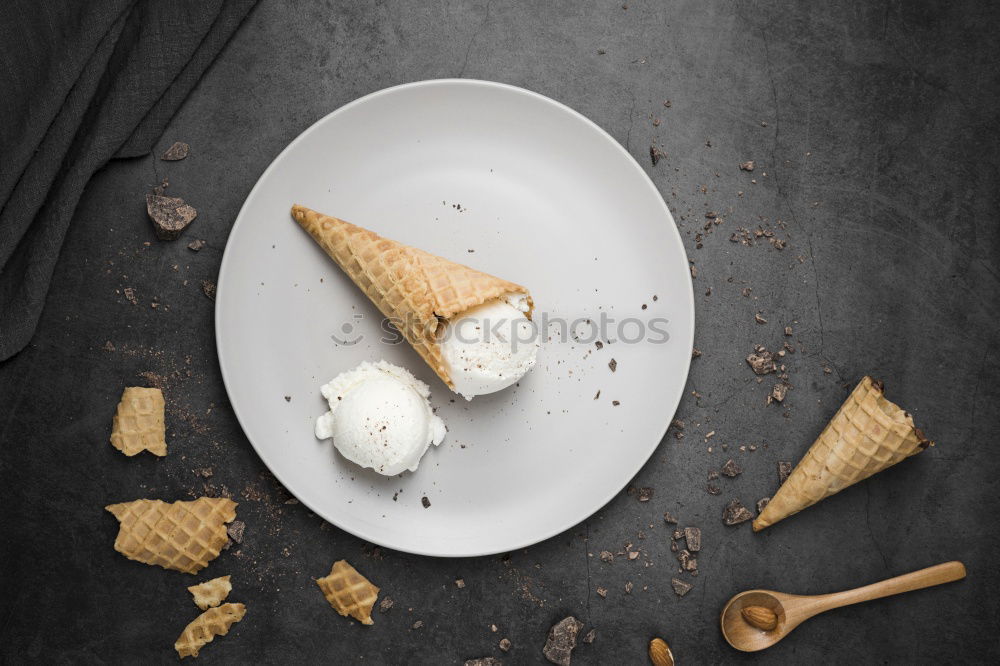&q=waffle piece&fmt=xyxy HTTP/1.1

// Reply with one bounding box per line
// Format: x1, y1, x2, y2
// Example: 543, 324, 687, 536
174, 602, 245, 658
316, 560, 379, 625
188, 575, 232, 610
105, 498, 237, 573
753, 376, 932, 531
109, 387, 166, 456
291, 205, 532, 389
